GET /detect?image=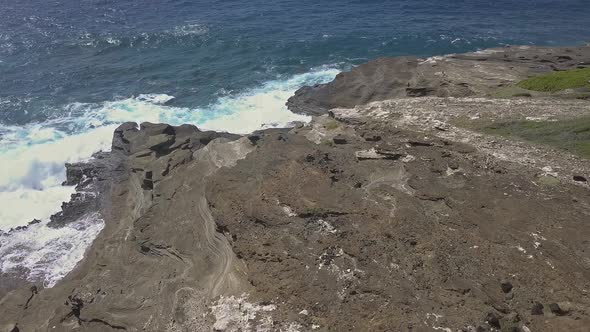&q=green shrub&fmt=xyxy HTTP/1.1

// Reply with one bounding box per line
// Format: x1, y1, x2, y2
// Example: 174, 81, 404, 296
479, 117, 590, 159
324, 120, 340, 130
517, 67, 590, 92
